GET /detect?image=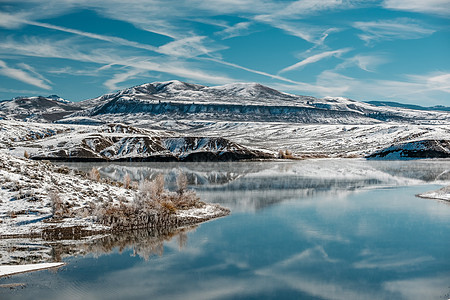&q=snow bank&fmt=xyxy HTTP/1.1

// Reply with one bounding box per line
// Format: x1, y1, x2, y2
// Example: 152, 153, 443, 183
417, 185, 450, 202
0, 262, 65, 277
